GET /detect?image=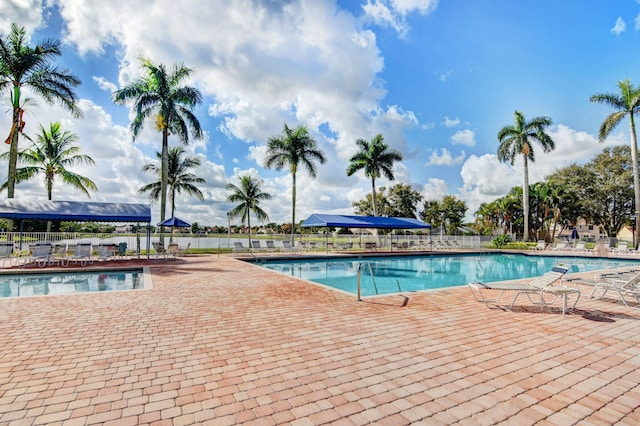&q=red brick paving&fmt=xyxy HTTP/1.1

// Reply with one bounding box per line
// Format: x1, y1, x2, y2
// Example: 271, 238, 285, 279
1, 254, 640, 424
